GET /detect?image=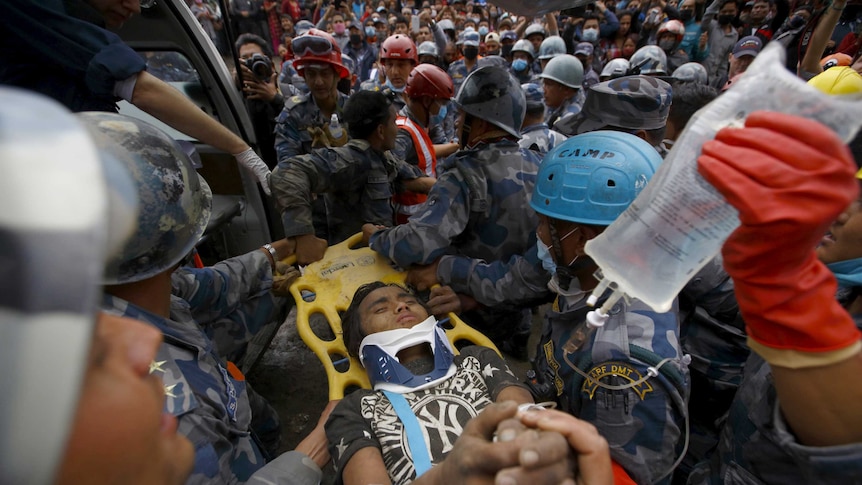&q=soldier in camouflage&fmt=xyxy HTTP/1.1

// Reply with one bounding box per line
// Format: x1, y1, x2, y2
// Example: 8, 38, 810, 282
529, 131, 689, 484
519, 82, 567, 155
271, 90, 434, 264
82, 112, 313, 484
274, 30, 351, 163
559, 75, 673, 153
364, 66, 544, 354
540, 54, 587, 134
448, 30, 482, 94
